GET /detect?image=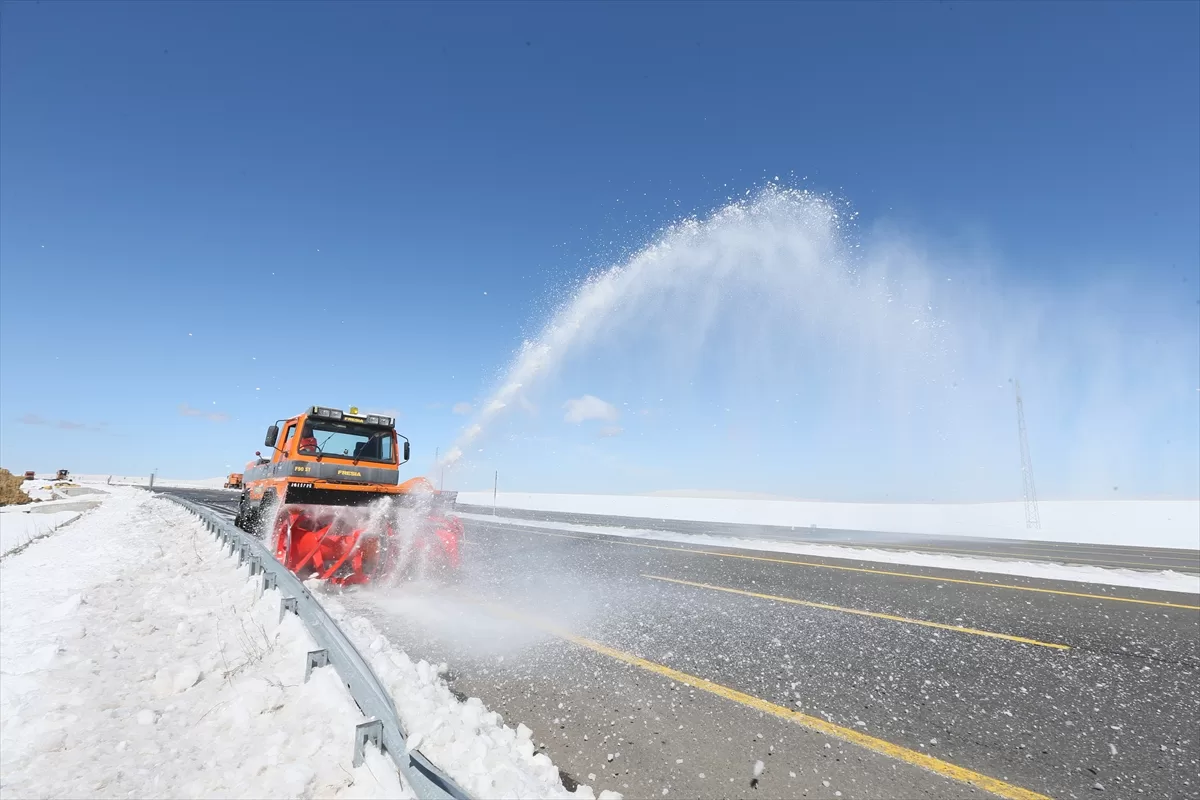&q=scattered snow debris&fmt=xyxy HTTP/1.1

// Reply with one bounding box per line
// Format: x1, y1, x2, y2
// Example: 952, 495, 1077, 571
1109, 743, 1118, 756
789, 771, 797, 778
753, 759, 765, 777
823, 780, 831, 788
0, 486, 410, 798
